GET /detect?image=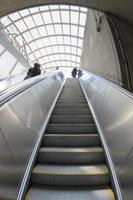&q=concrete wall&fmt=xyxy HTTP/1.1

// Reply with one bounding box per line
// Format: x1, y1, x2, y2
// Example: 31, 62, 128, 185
109, 16, 133, 91
81, 10, 122, 85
